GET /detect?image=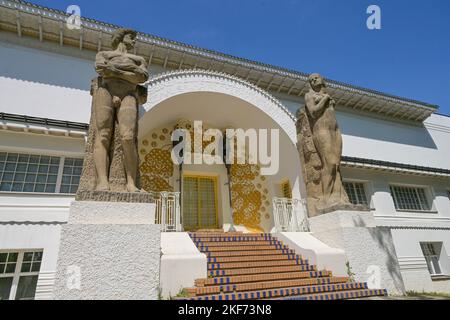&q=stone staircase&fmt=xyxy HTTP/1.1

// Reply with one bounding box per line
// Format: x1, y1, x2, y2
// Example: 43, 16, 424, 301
181, 232, 387, 300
